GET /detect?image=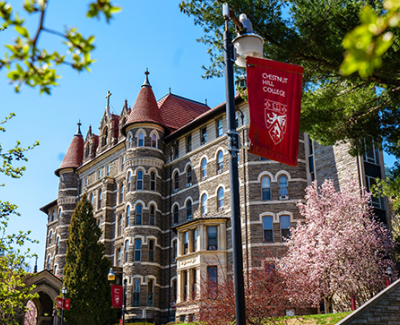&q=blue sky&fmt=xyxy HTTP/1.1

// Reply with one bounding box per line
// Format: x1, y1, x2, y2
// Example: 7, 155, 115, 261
2, 1, 397, 270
